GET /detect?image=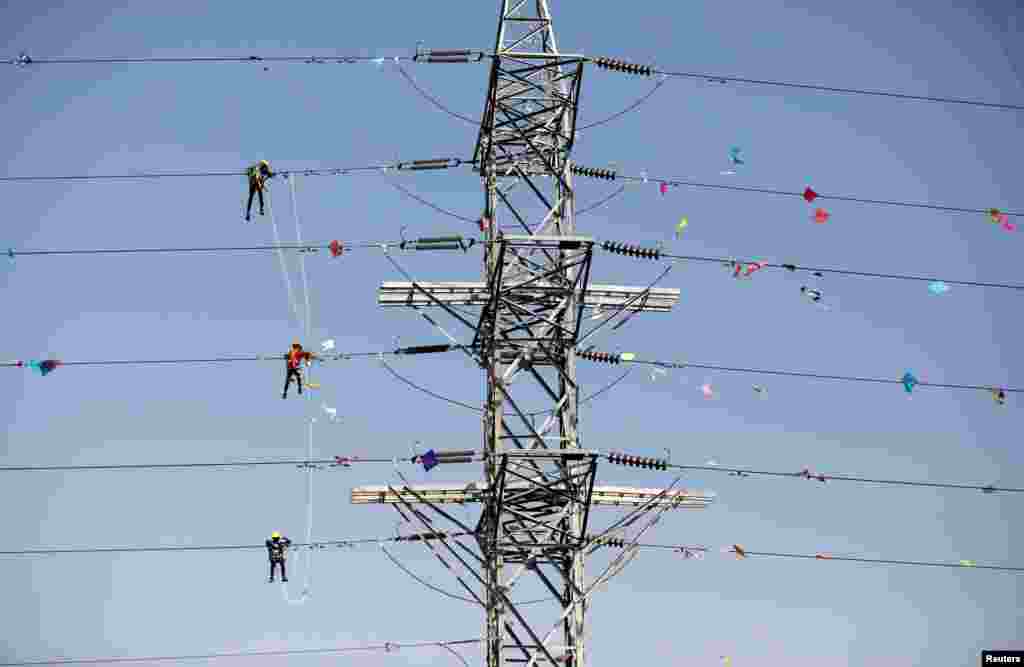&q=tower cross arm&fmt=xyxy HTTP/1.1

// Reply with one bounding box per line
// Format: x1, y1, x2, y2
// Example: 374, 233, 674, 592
351, 483, 715, 509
